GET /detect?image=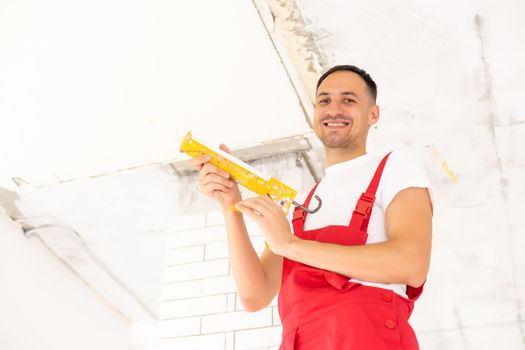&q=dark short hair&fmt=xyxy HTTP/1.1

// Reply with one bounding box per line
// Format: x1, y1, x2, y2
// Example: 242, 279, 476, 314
316, 65, 377, 103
